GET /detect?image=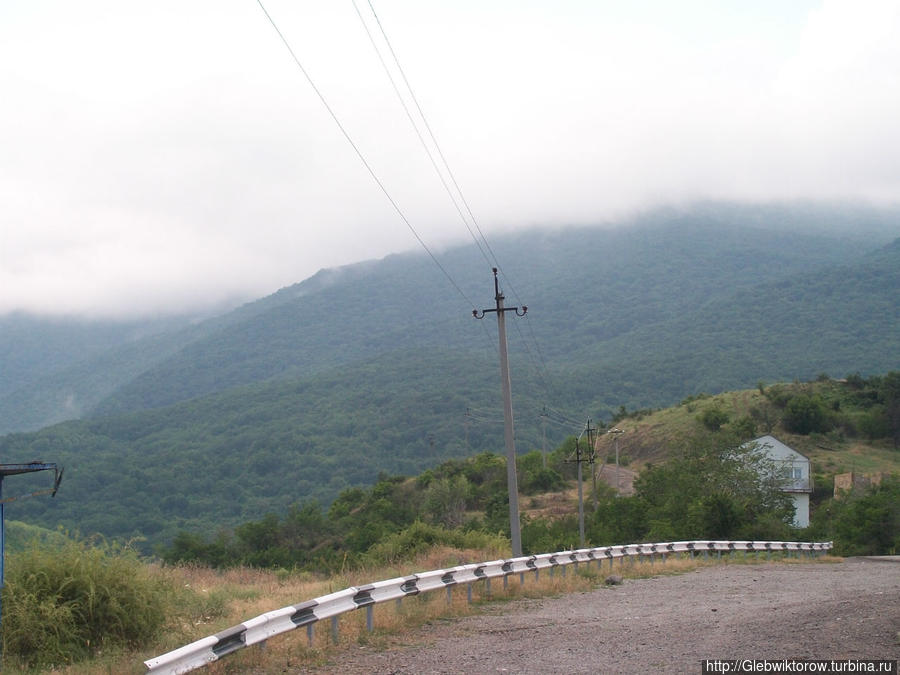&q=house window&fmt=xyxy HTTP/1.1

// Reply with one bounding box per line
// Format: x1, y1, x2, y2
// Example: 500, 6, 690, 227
791, 467, 803, 480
